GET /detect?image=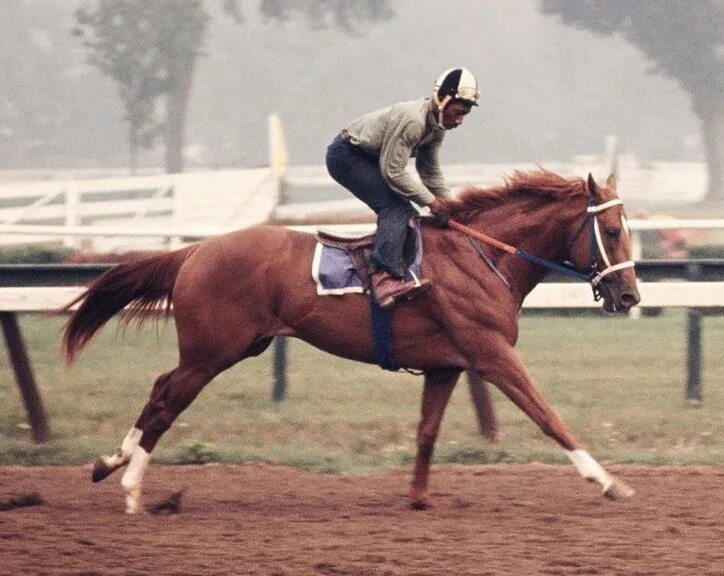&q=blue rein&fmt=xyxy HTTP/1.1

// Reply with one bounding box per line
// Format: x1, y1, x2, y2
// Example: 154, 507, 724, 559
469, 198, 602, 296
